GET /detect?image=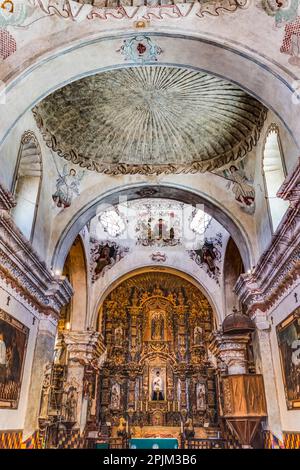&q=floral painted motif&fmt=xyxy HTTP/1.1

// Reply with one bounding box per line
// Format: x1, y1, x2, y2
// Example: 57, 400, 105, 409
118, 35, 162, 63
